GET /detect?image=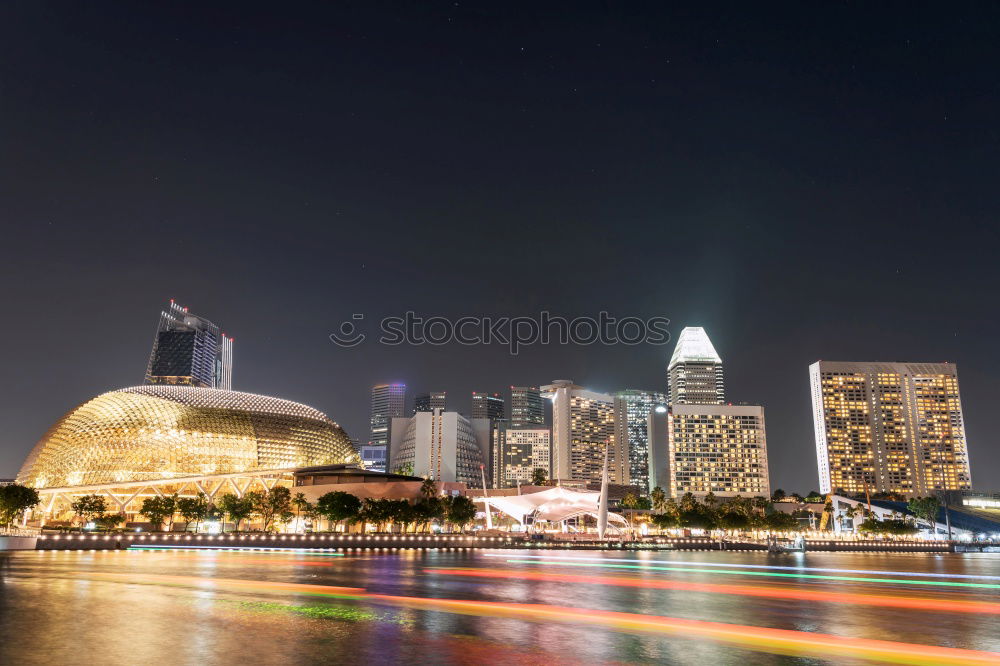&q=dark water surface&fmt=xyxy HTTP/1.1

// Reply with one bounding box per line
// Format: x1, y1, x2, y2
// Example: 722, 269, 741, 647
2, 548, 999, 665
